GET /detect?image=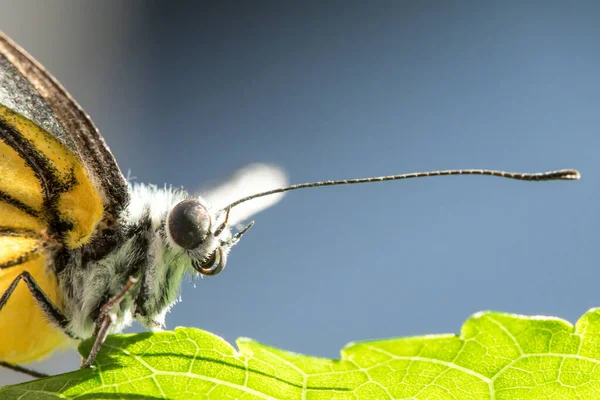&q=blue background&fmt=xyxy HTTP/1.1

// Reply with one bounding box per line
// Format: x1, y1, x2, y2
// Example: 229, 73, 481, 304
0, 1, 597, 384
